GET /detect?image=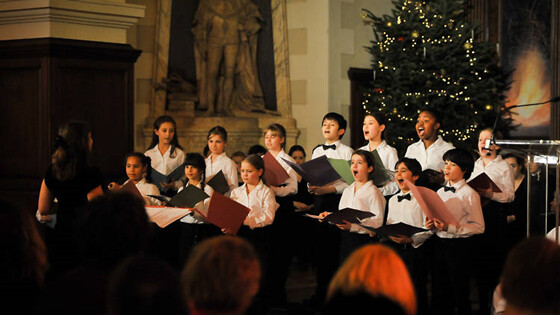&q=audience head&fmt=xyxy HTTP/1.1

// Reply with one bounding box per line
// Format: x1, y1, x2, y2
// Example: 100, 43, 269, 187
325, 291, 407, 315
248, 144, 267, 156
501, 237, 560, 315
288, 145, 306, 165
322, 112, 347, 141
0, 199, 48, 286
108, 255, 184, 315
327, 244, 416, 315
78, 192, 151, 268
181, 235, 261, 315
51, 120, 93, 181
